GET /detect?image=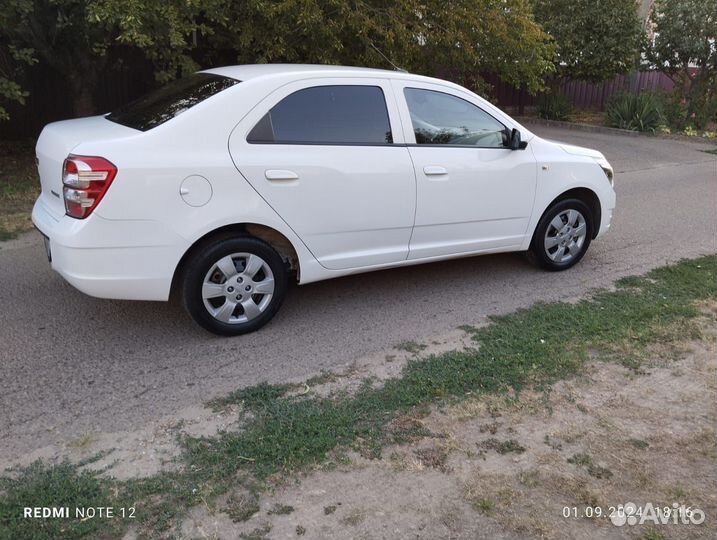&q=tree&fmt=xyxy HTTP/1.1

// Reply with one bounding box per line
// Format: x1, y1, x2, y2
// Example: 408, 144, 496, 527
0, 0, 223, 117
93, 0, 556, 94
645, 0, 717, 128
0, 45, 35, 121
87, 0, 231, 83
0, 0, 118, 116
533, 0, 642, 82
0, 0, 557, 120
